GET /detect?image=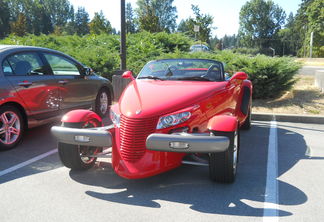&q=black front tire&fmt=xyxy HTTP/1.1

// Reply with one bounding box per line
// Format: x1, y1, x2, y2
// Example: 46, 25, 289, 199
241, 107, 251, 130
209, 128, 240, 183
58, 121, 101, 170
58, 142, 98, 170
0, 105, 25, 151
